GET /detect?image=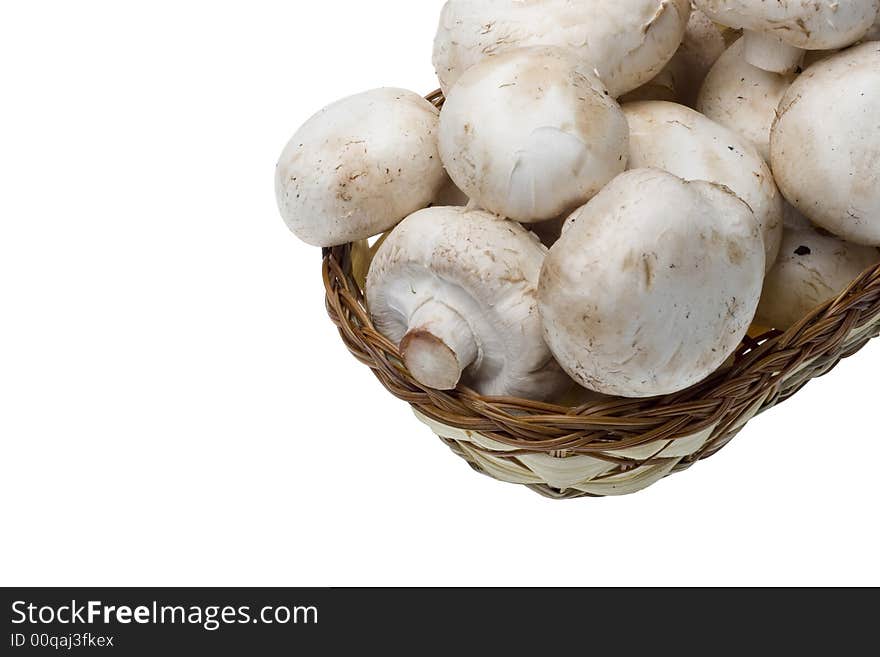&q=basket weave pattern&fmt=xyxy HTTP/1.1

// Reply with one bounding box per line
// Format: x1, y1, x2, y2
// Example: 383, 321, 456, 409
320, 92, 880, 499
